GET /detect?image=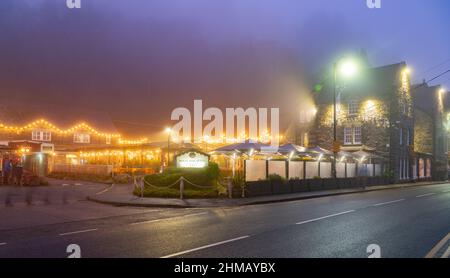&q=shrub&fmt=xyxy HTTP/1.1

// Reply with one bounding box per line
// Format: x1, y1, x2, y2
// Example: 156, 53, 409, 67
138, 162, 222, 198
268, 174, 285, 182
